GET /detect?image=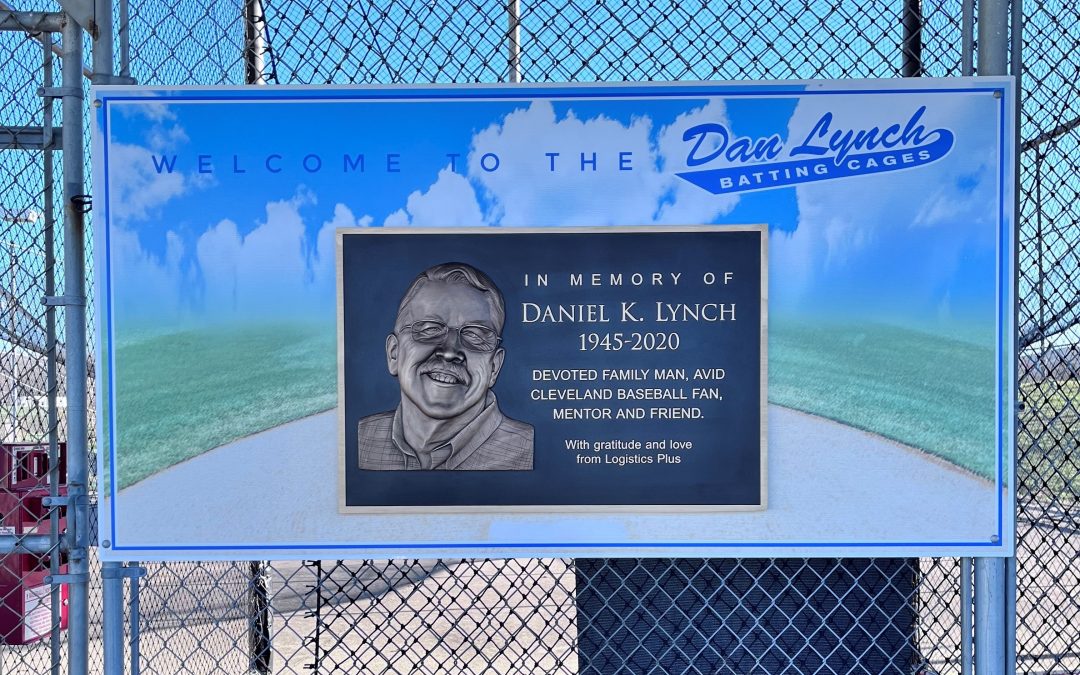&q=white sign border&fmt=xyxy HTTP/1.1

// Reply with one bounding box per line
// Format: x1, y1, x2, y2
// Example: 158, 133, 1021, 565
91, 78, 1017, 561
